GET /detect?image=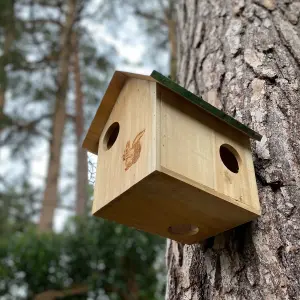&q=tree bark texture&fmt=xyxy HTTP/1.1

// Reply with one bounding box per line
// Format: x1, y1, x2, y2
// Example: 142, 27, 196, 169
39, 0, 77, 231
72, 31, 89, 216
166, 1, 300, 299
